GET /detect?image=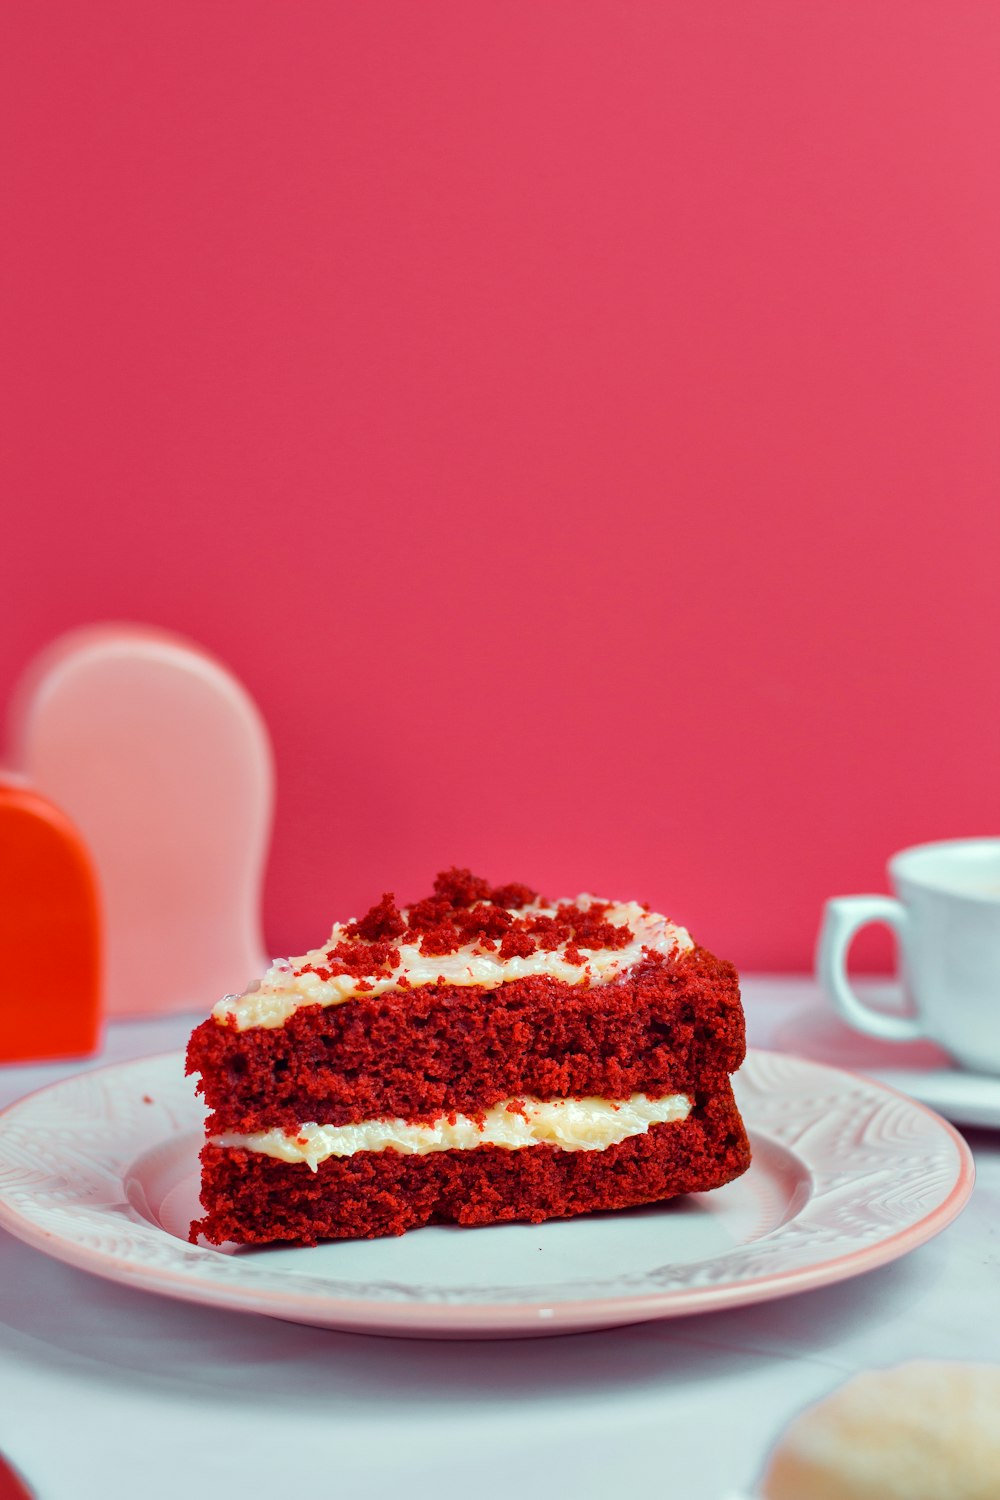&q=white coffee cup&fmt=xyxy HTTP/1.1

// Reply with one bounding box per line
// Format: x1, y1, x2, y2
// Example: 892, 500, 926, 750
817, 837, 1000, 1075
